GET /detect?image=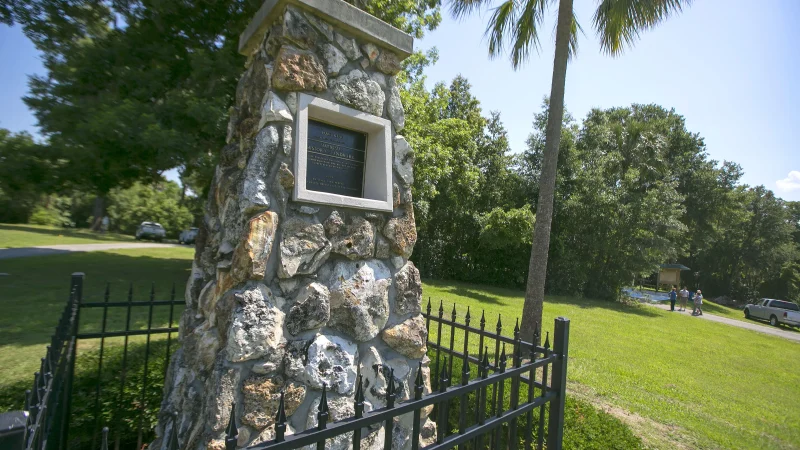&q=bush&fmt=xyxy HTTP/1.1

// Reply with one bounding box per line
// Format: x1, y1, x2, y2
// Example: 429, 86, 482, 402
28, 196, 75, 227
